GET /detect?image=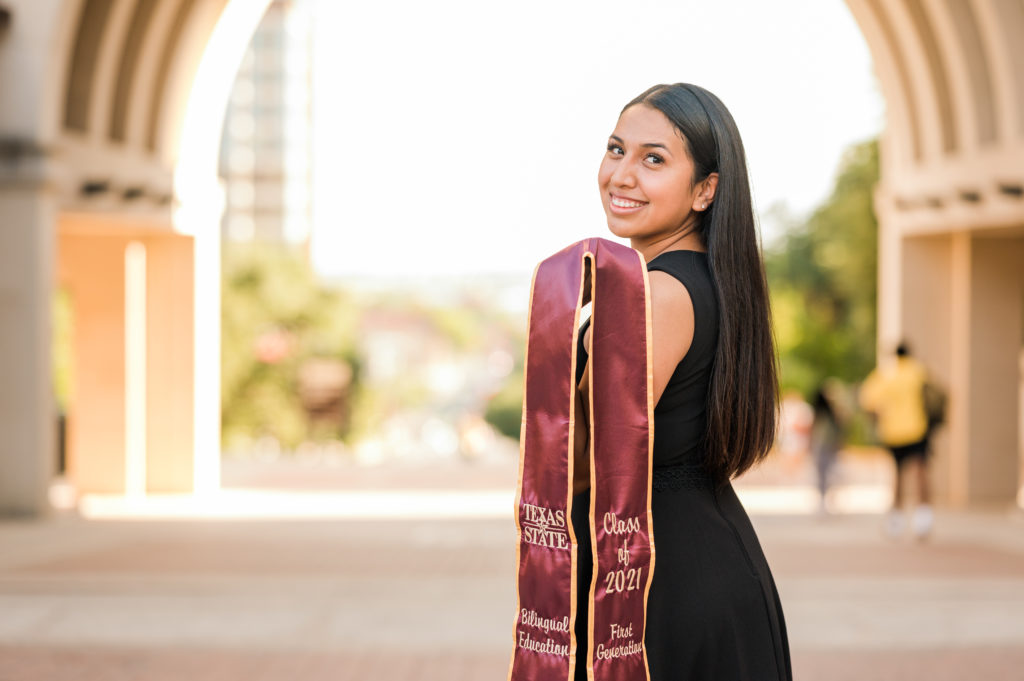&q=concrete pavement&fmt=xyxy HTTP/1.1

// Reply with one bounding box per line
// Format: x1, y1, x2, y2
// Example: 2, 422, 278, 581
1, 456, 1022, 680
